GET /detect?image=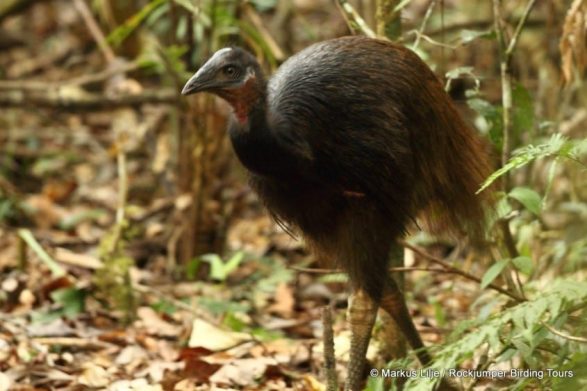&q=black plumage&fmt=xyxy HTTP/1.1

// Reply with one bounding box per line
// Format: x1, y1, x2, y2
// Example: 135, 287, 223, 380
182, 36, 491, 390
